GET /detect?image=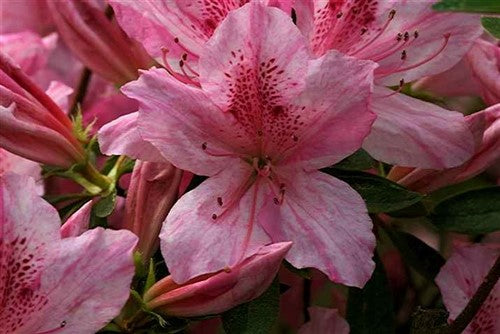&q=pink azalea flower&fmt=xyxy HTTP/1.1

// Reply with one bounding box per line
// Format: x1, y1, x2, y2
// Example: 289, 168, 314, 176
415, 38, 500, 106
436, 244, 500, 334
0, 174, 138, 333
299, 307, 350, 334
0, 148, 43, 194
295, 0, 481, 168
124, 160, 184, 262
46, 0, 152, 85
0, 53, 85, 168
143, 242, 291, 317
389, 104, 500, 192
102, 2, 377, 287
